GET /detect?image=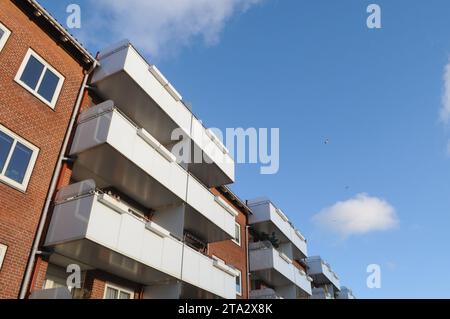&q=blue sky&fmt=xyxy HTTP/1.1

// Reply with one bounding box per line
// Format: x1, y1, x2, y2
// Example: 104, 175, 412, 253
40, 0, 450, 298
